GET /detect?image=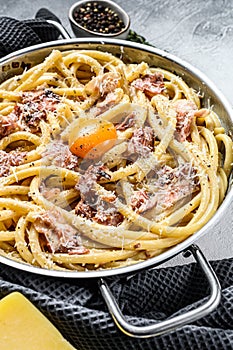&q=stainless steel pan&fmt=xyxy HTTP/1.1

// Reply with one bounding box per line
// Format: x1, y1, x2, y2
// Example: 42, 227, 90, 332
0, 39, 232, 337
